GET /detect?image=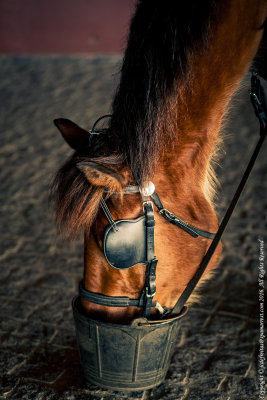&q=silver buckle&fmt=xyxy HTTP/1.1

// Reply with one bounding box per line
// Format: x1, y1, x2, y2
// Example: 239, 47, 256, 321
159, 208, 175, 220
143, 200, 154, 213
145, 287, 156, 298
